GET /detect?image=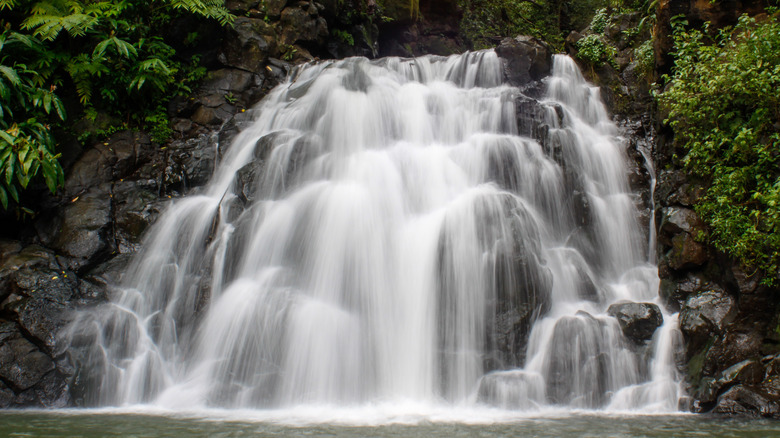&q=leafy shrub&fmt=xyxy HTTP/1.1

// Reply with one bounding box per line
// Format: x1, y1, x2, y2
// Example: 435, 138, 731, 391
590, 8, 609, 33
576, 34, 616, 67
0, 27, 64, 209
458, 0, 571, 49
658, 13, 780, 283
634, 39, 653, 74
333, 29, 355, 46
0, 0, 233, 208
